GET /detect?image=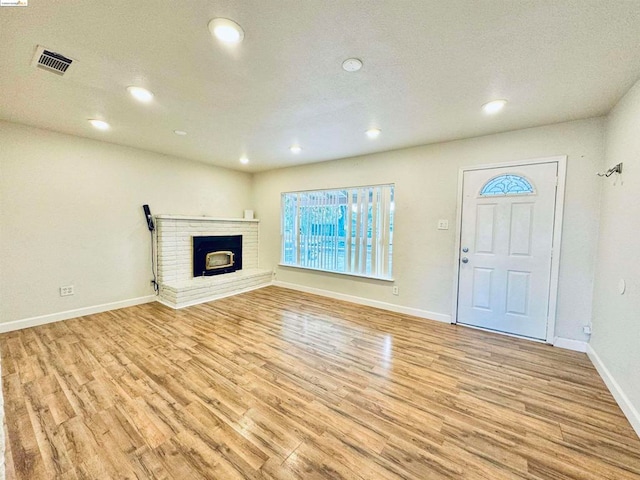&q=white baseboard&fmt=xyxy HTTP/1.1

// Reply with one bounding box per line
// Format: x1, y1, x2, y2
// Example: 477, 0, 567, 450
273, 281, 451, 323
273, 282, 590, 351
157, 283, 271, 309
0, 295, 157, 333
553, 337, 588, 352
587, 345, 640, 439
